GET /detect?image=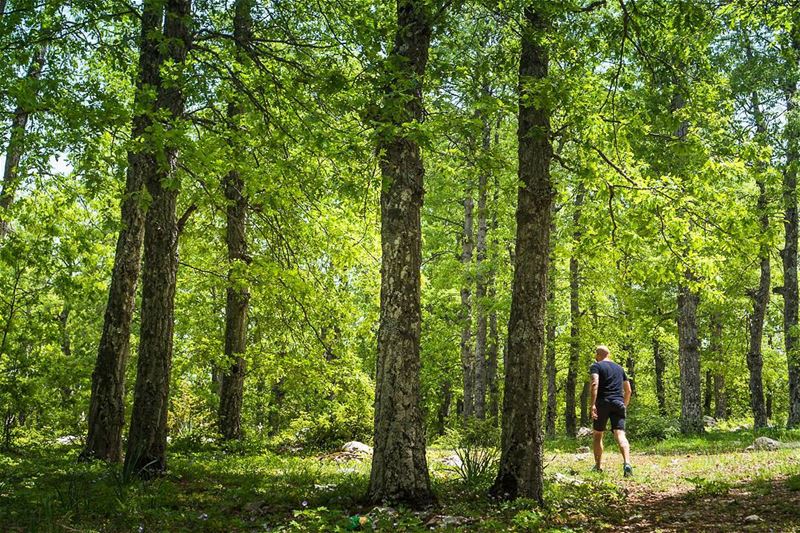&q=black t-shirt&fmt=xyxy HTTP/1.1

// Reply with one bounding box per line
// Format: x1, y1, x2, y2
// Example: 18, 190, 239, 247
589, 359, 628, 404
